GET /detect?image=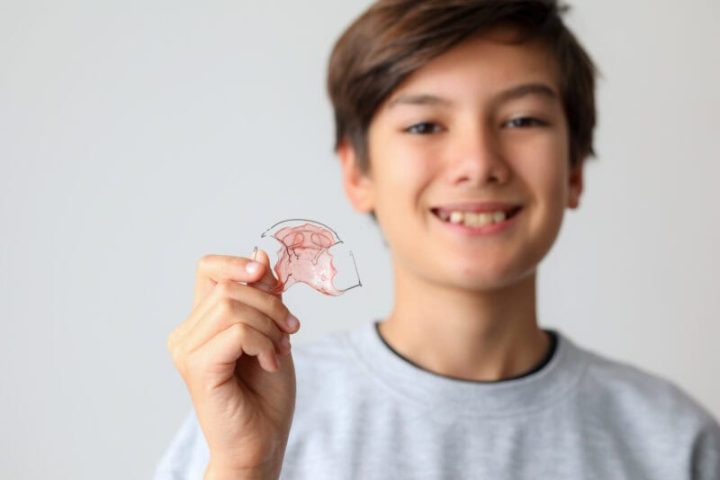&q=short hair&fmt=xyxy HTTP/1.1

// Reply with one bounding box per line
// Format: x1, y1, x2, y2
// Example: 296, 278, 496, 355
327, 0, 599, 172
